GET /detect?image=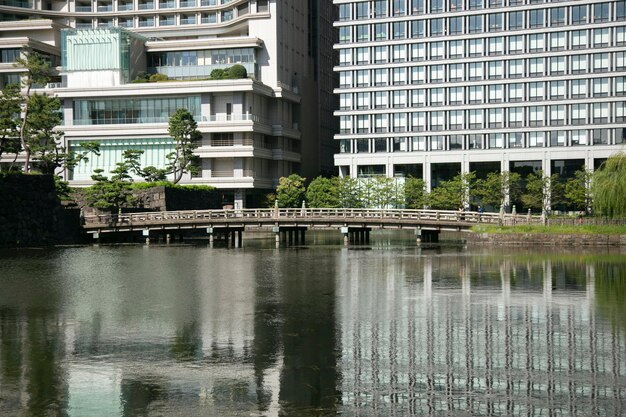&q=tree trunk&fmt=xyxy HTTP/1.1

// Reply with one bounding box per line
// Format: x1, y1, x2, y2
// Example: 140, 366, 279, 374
19, 86, 31, 173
